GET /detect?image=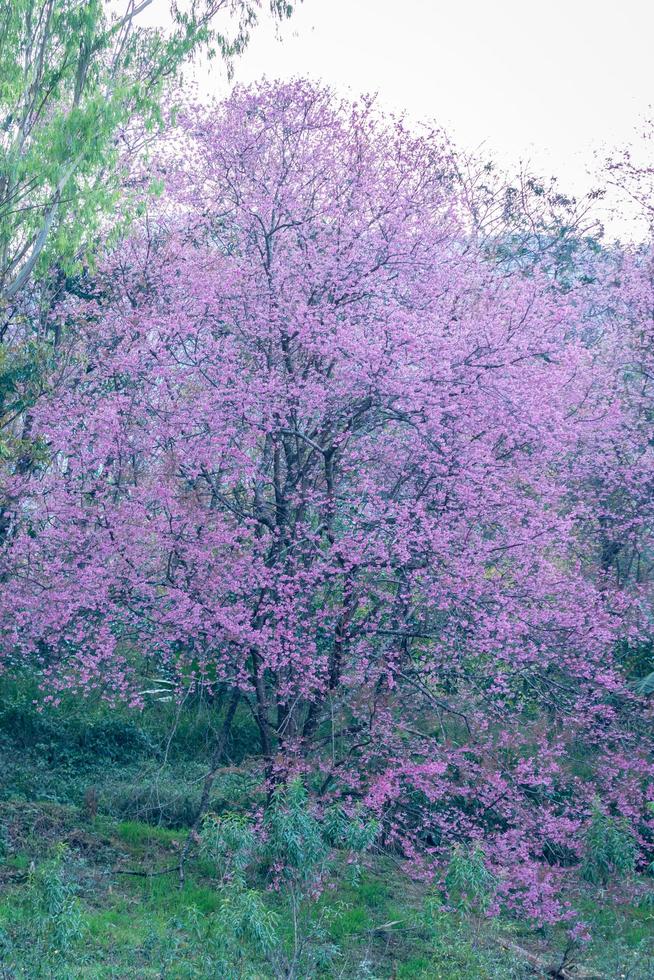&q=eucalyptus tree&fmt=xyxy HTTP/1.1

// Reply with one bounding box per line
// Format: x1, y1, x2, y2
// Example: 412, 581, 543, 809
0, 0, 296, 307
